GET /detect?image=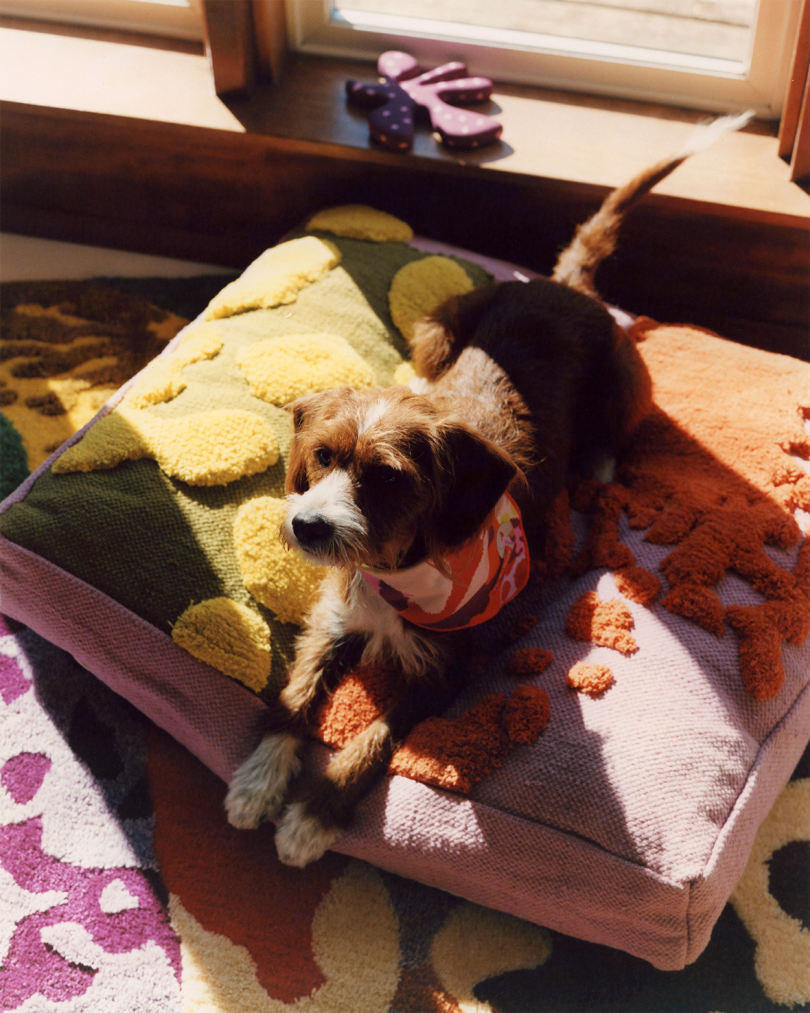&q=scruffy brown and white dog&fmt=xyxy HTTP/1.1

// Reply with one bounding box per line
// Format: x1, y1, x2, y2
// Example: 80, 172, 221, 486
226, 113, 752, 867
